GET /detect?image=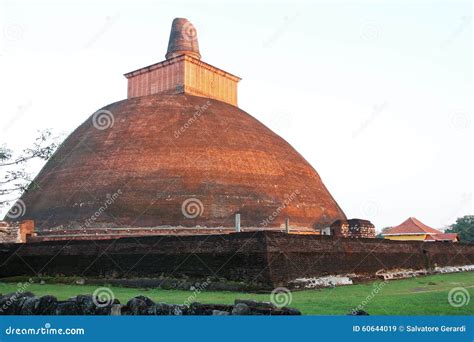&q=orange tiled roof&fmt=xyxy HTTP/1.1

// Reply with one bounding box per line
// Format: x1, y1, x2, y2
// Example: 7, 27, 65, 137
383, 217, 442, 236
424, 233, 459, 242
